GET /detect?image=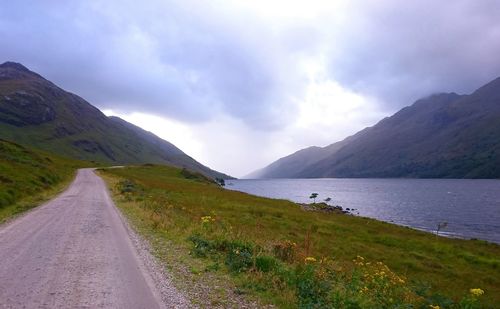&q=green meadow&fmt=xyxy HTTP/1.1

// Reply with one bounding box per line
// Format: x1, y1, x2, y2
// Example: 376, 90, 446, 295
100, 165, 500, 308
